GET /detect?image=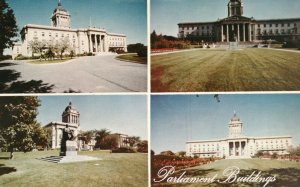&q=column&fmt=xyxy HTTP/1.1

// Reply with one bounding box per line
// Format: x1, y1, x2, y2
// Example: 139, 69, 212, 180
55, 127, 58, 148
233, 141, 236, 156
95, 34, 98, 52
249, 24, 252, 42
221, 25, 224, 42
239, 141, 242, 157
52, 125, 55, 149
226, 24, 229, 42
89, 34, 92, 53
237, 24, 240, 42
99, 35, 102, 52
243, 23, 246, 42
